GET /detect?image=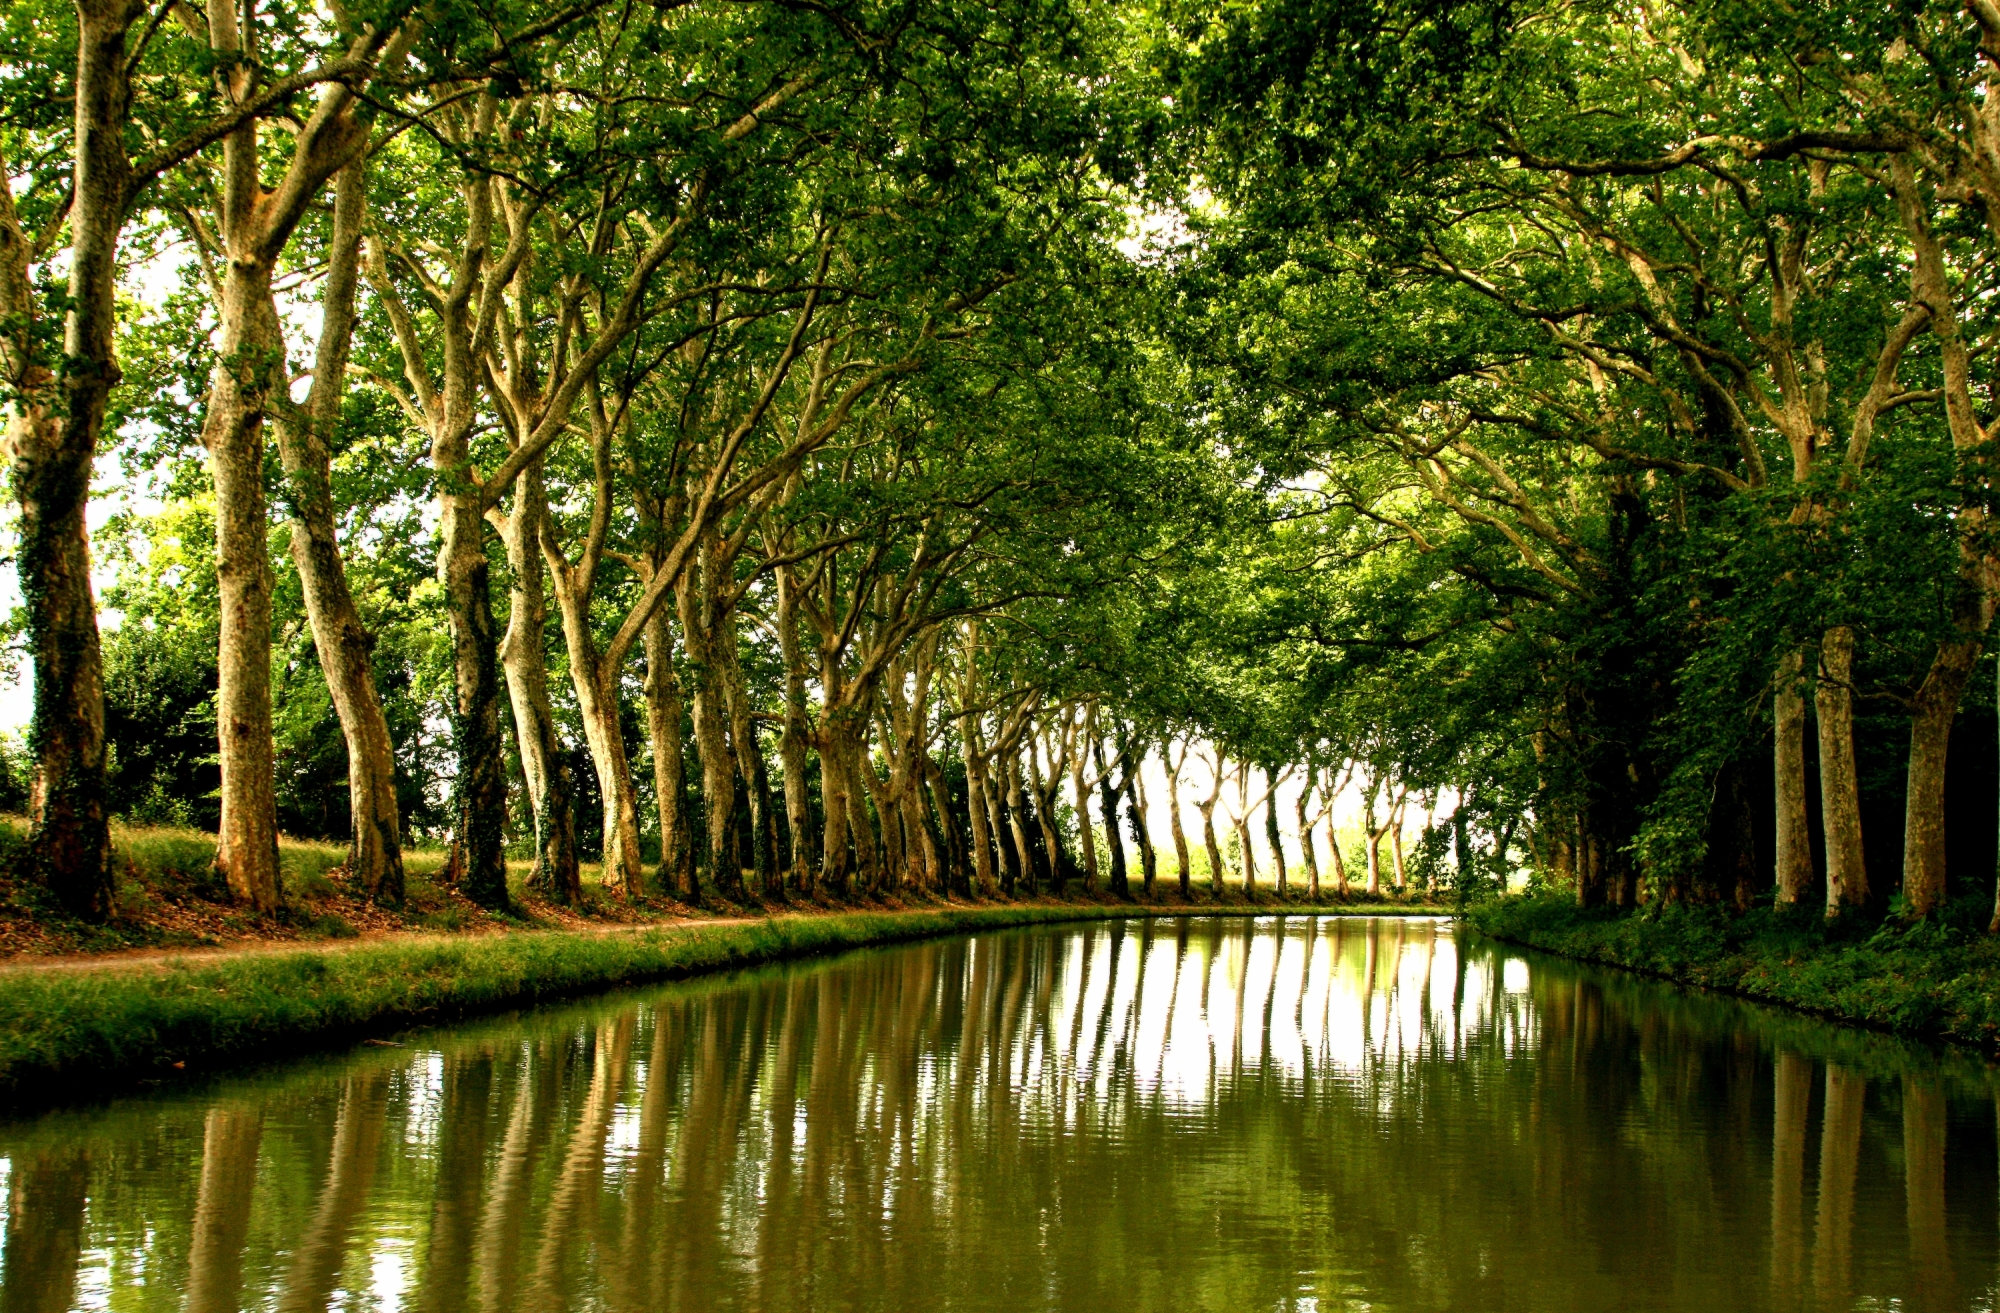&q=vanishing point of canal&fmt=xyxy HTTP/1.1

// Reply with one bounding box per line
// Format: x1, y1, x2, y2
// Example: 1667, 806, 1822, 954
0, 916, 1993, 1311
